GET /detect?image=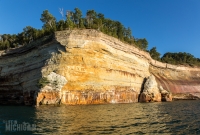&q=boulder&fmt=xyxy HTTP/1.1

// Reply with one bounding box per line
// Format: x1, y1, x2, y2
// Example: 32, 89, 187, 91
159, 86, 172, 101
139, 75, 161, 102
